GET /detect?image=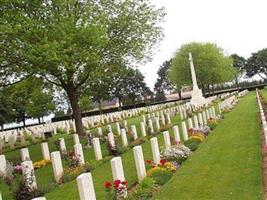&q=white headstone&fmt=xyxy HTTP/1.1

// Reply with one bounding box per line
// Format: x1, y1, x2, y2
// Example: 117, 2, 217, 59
180, 109, 184, 120
131, 125, 138, 140
133, 146, 146, 183
77, 173, 96, 200
20, 148, 30, 161
97, 127, 103, 136
51, 151, 63, 183
163, 131, 171, 149
21, 160, 37, 189
193, 115, 199, 129
212, 106, 216, 118
202, 111, 207, 125
107, 132, 115, 147
182, 121, 188, 141
206, 109, 210, 120
173, 126, 180, 144
0, 155, 6, 177
148, 119, 154, 133
59, 138, 67, 153
123, 120, 128, 131
41, 142, 50, 160
110, 157, 125, 181
155, 118, 160, 131
166, 113, 171, 124
198, 113, 203, 126
150, 137, 160, 164
140, 122, 146, 137
73, 134, 80, 145
116, 122, 121, 136
92, 138, 102, 160
188, 118, 193, 129
161, 114, 166, 126
32, 197, 46, 200
120, 129, 128, 147
74, 144, 85, 165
